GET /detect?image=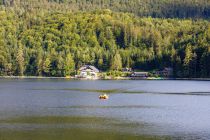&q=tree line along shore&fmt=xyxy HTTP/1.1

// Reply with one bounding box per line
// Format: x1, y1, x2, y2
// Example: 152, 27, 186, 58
0, 0, 210, 78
